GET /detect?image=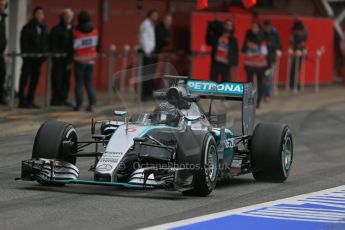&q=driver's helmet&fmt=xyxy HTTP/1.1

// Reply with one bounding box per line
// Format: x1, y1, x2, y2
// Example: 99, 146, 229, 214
152, 102, 181, 126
